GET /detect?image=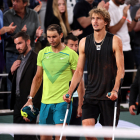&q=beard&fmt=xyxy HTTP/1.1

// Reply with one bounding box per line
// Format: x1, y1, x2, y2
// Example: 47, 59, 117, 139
17, 43, 28, 55
94, 26, 105, 32
115, 0, 125, 5
94, 29, 102, 32
50, 41, 60, 48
